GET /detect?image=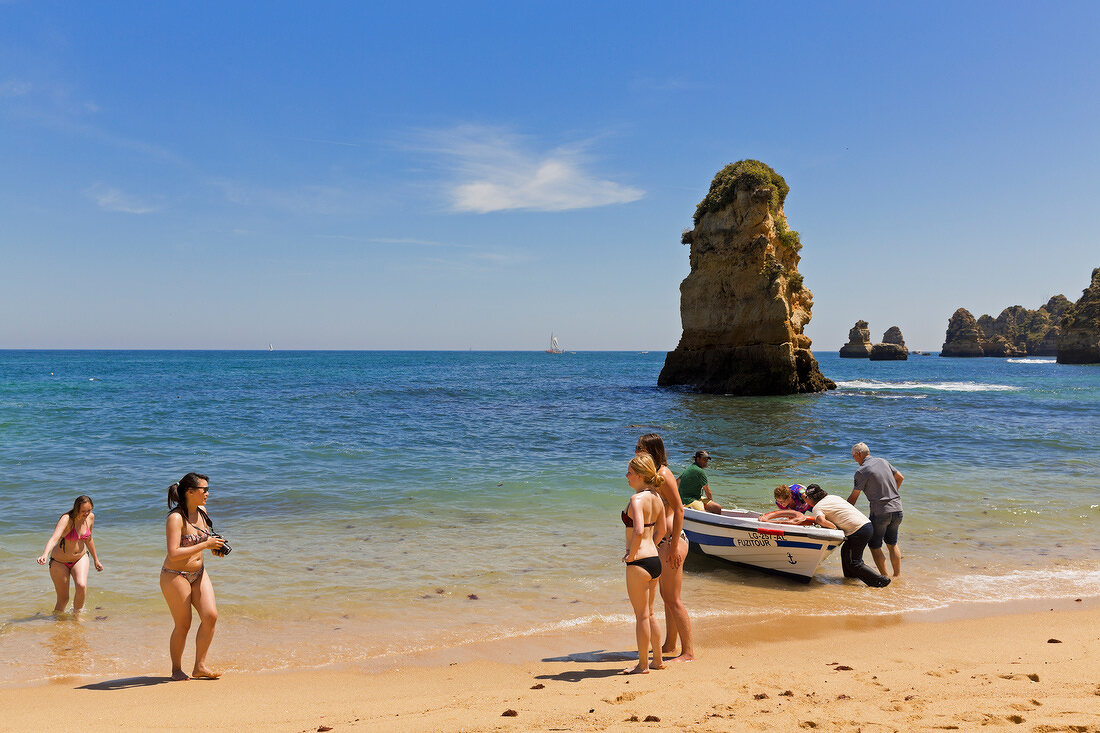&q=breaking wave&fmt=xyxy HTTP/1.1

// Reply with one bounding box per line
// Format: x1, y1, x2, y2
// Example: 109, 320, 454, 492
835, 379, 1019, 393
